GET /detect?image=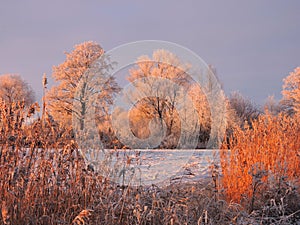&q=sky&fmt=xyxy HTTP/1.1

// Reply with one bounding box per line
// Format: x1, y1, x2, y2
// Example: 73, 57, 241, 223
0, 0, 299, 105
